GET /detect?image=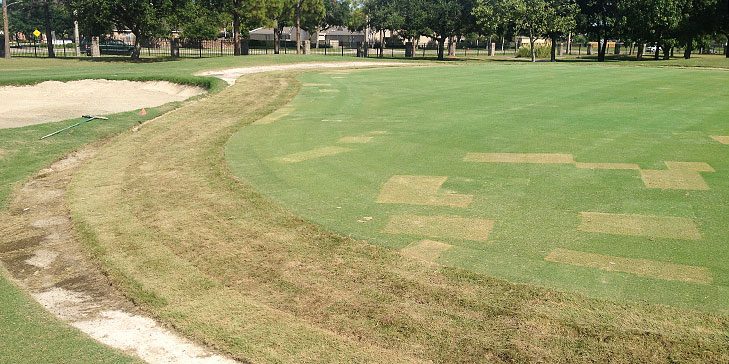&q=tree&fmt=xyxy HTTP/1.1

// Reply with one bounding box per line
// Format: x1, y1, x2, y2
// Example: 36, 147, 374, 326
543, 0, 577, 61
391, 0, 428, 56
292, 0, 325, 53
213, 0, 266, 55
576, 0, 619, 62
265, 0, 294, 54
511, 0, 550, 62
422, 0, 466, 60
473, 0, 508, 46
73, 0, 183, 59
